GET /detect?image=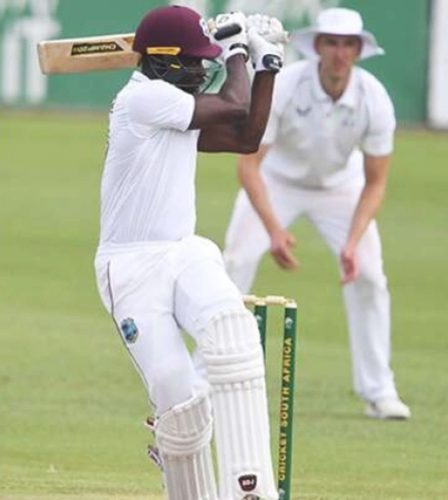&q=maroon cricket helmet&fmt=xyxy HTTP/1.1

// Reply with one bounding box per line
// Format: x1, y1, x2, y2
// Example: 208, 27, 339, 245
133, 5, 222, 60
